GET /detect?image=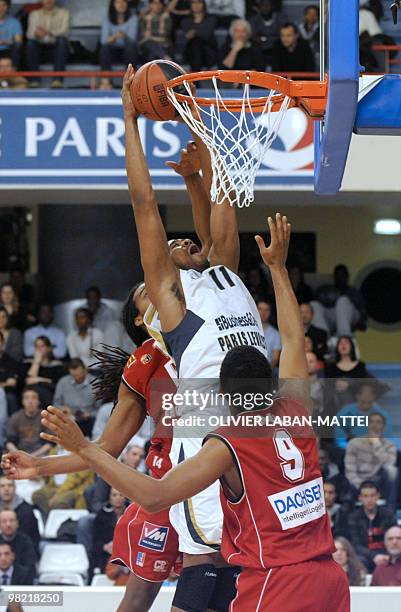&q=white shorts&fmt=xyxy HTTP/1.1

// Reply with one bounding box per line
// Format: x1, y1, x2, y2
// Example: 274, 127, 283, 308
169, 437, 223, 555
